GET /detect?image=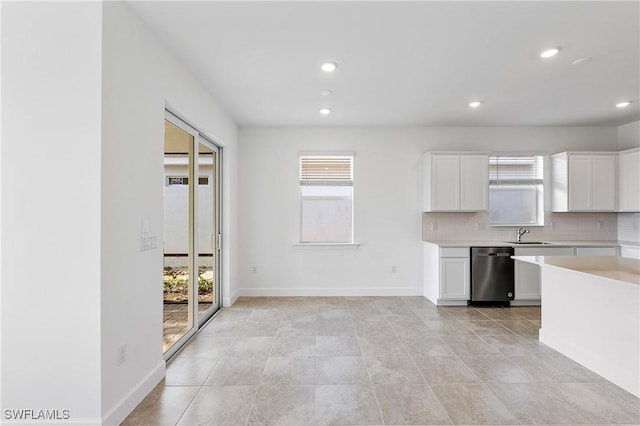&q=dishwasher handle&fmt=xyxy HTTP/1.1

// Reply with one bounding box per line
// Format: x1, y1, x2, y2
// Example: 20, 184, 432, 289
476, 252, 511, 257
